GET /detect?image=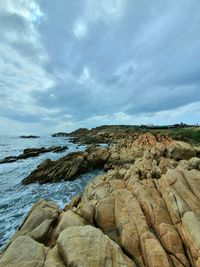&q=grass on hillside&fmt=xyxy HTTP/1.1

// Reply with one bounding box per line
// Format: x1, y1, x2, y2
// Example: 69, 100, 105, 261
90, 125, 200, 146
150, 128, 200, 146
